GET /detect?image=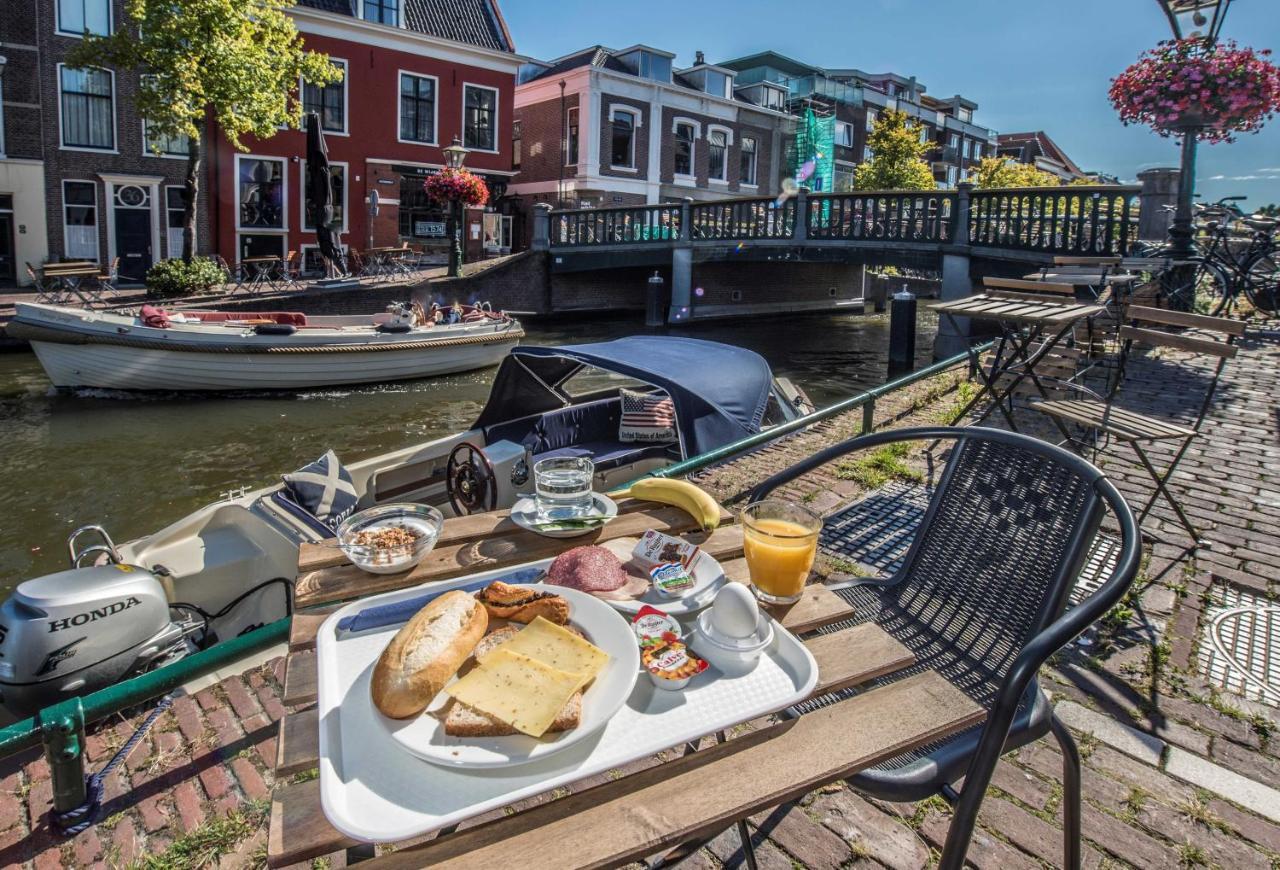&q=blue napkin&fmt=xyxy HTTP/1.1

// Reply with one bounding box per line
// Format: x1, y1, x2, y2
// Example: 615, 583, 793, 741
336, 567, 547, 634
